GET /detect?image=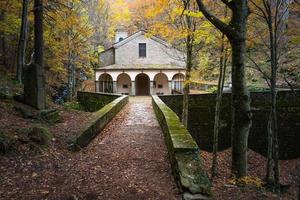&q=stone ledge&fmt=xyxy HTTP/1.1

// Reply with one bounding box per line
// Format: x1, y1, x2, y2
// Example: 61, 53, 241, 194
152, 95, 211, 197
69, 95, 129, 151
